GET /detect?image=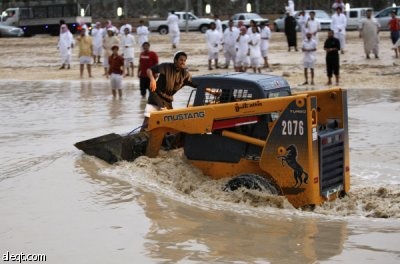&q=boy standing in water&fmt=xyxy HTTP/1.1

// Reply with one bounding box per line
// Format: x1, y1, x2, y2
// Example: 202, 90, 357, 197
77, 28, 93, 78
108, 45, 124, 98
